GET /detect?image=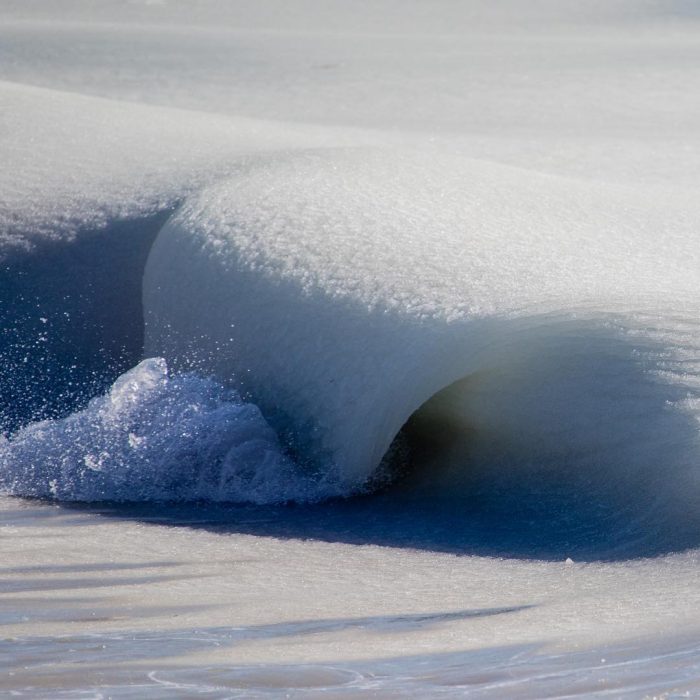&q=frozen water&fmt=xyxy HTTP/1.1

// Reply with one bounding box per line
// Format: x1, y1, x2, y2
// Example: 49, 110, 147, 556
144, 150, 700, 507
2, 1, 700, 697
0, 358, 333, 504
